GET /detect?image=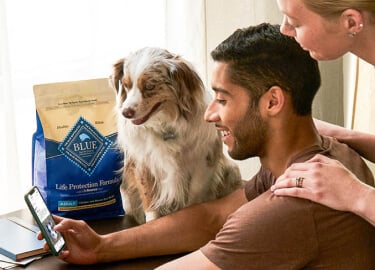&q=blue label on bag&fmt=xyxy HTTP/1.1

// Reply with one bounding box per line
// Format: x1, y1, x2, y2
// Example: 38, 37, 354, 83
58, 200, 78, 207
58, 117, 112, 176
